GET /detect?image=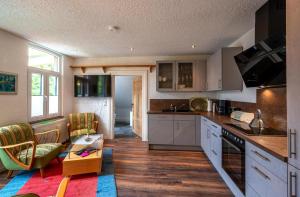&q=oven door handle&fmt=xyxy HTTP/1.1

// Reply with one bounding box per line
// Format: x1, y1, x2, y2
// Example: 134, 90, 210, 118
222, 136, 242, 152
